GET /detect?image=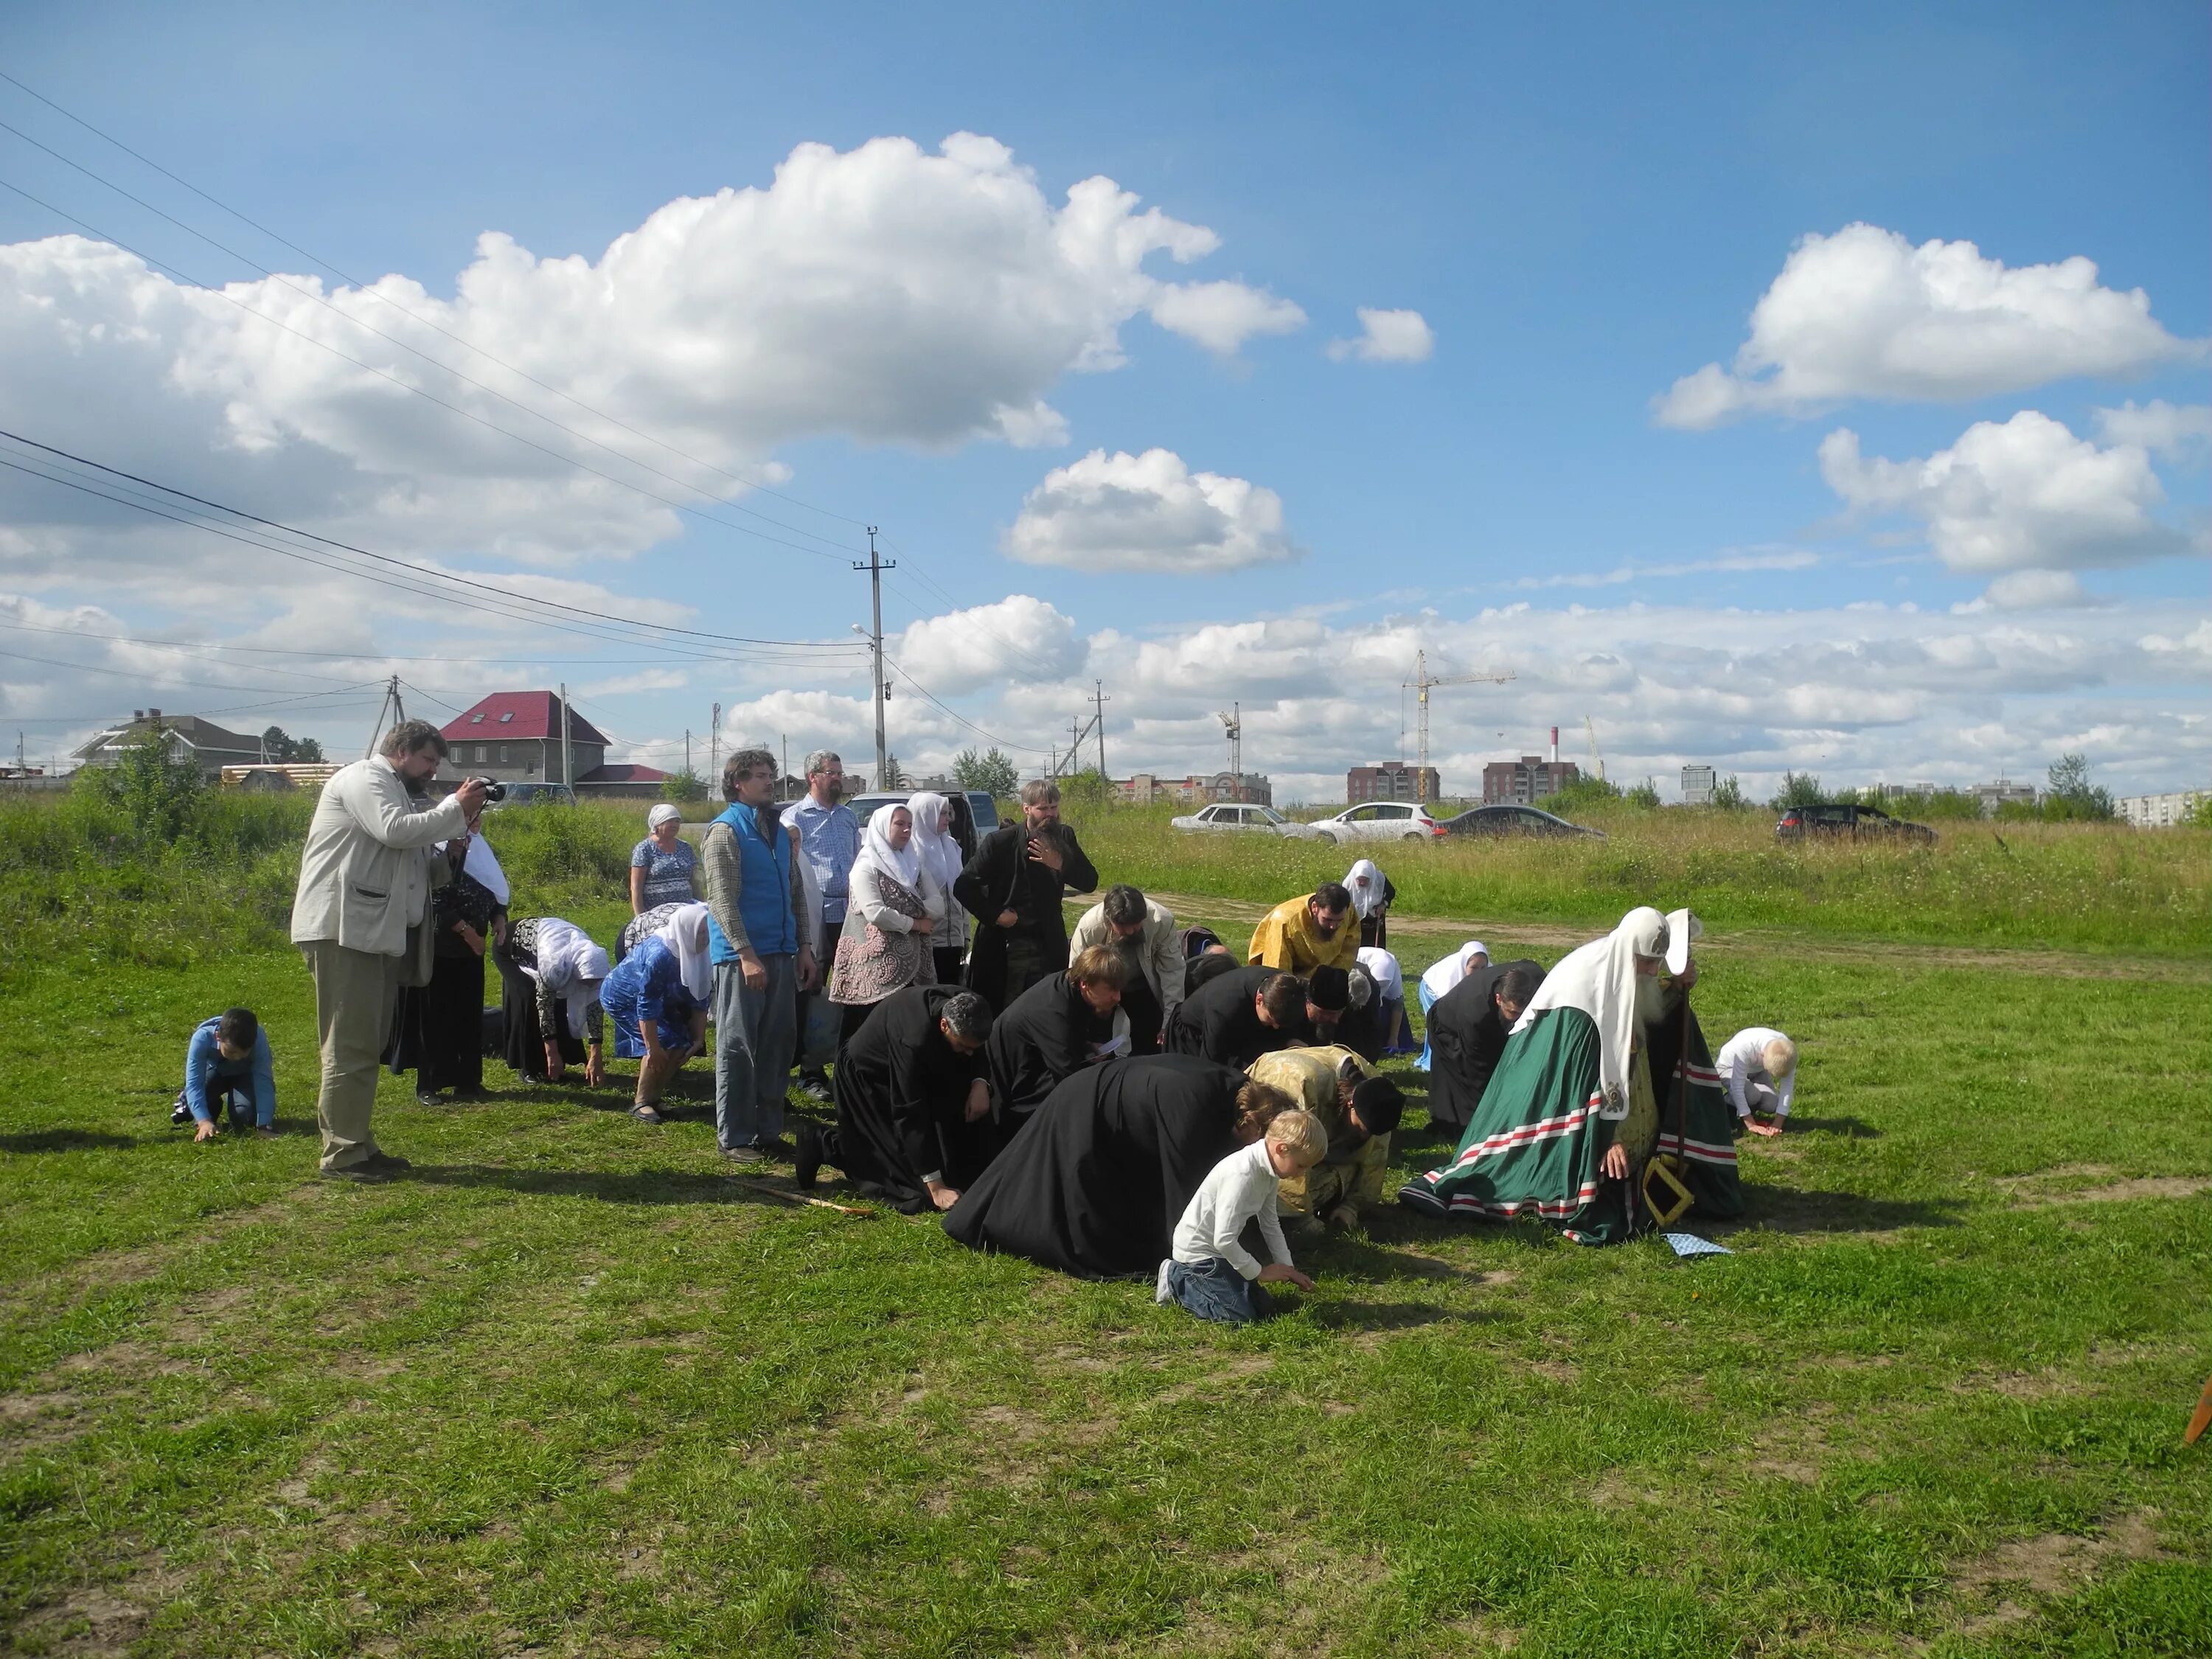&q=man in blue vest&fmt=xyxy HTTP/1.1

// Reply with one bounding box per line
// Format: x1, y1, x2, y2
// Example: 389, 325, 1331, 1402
700, 747, 816, 1161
